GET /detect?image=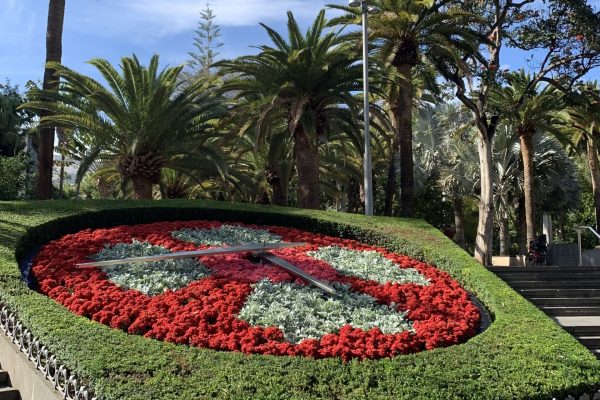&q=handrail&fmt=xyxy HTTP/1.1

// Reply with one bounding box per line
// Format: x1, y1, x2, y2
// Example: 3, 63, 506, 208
578, 226, 600, 241
576, 226, 600, 266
